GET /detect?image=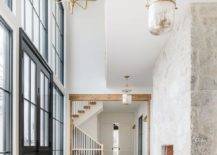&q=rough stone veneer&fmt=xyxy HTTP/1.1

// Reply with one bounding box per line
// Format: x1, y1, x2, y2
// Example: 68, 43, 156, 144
191, 3, 217, 155
152, 2, 217, 155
